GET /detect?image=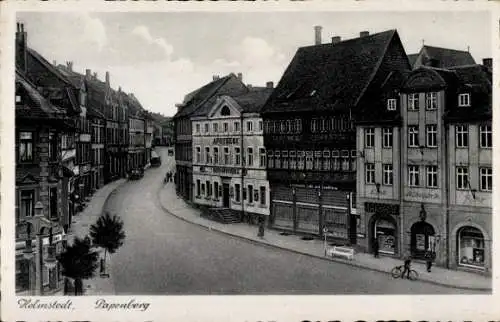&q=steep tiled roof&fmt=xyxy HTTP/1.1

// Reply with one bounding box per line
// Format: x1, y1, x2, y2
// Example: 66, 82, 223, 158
262, 30, 399, 114
233, 88, 273, 113
175, 74, 237, 118
417, 45, 476, 68
16, 70, 65, 119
